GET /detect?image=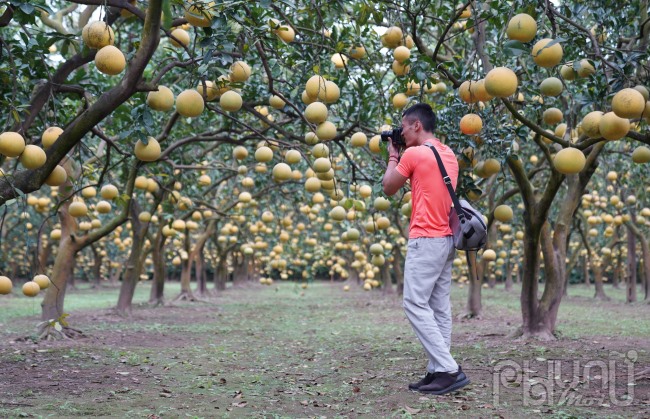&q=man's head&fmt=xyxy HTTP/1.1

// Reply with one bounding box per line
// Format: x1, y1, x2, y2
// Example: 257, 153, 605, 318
401, 103, 437, 147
